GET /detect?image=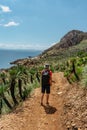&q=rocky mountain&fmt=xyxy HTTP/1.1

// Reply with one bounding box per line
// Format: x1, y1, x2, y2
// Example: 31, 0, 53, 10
43, 30, 87, 54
